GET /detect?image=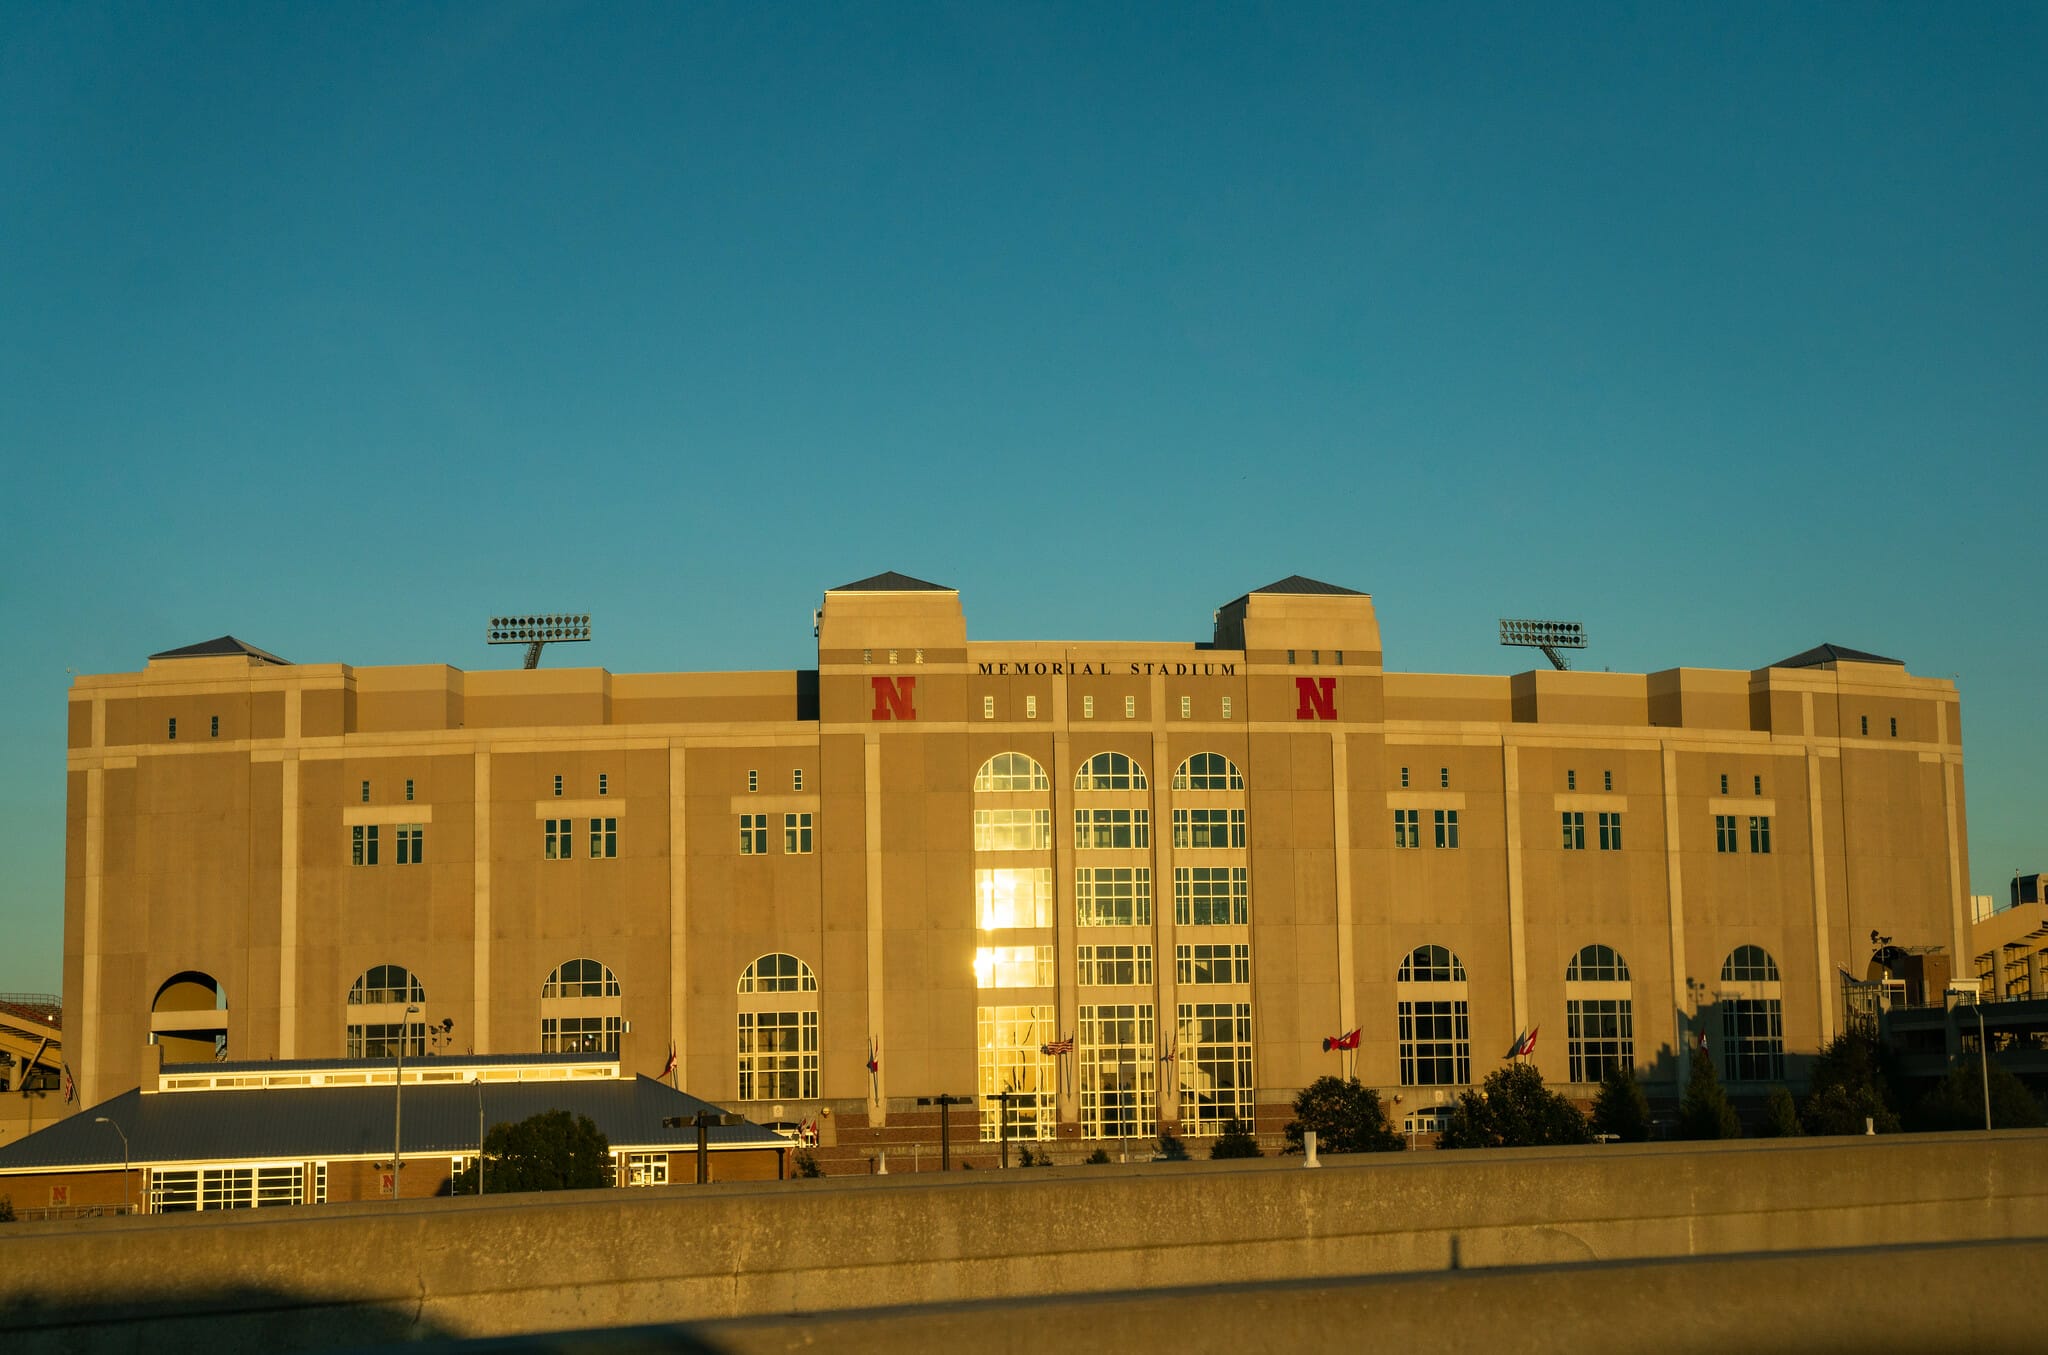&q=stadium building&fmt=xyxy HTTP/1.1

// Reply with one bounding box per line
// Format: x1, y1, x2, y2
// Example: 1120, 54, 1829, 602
60, 574, 1971, 1146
